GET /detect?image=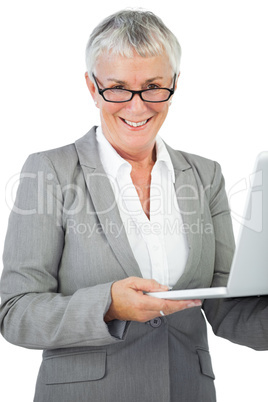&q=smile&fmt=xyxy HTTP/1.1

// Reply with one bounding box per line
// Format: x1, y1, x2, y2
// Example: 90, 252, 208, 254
122, 118, 151, 128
